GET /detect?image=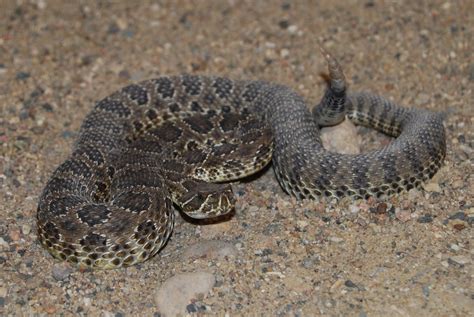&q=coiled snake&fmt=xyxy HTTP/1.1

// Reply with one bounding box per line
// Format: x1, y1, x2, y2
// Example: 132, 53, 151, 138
37, 51, 446, 269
